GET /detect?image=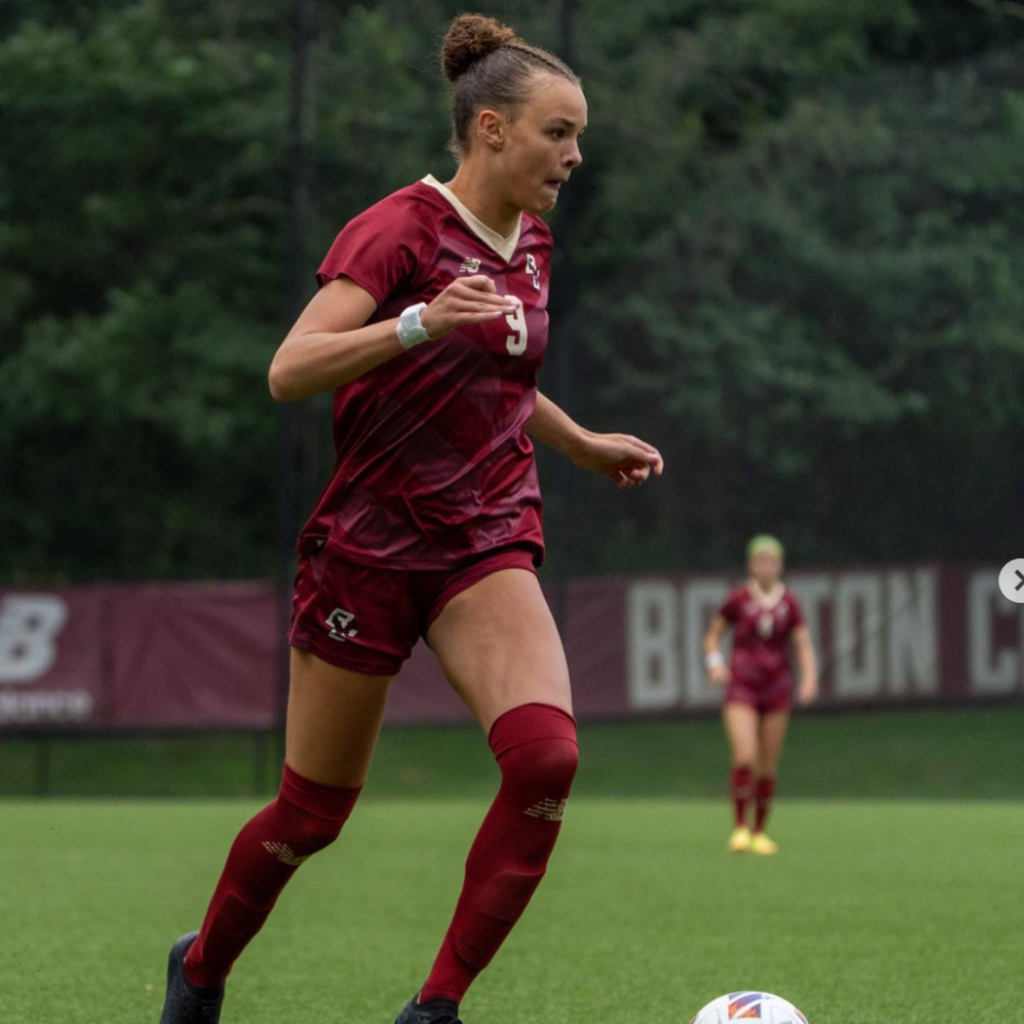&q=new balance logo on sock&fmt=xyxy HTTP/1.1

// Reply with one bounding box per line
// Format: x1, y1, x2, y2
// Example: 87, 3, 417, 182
261, 841, 309, 866
523, 798, 567, 821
